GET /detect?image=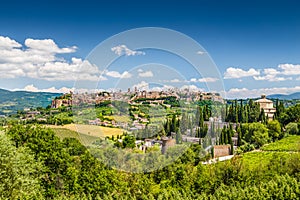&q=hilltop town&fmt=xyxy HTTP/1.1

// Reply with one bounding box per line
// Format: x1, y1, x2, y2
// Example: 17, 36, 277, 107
51, 88, 224, 109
